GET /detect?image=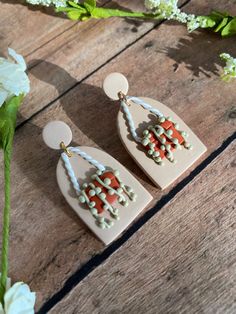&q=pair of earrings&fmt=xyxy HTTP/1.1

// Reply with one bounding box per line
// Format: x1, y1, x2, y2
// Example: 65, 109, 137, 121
43, 73, 206, 245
